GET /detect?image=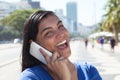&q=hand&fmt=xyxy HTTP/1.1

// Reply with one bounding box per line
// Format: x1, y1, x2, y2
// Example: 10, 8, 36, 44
40, 49, 71, 80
